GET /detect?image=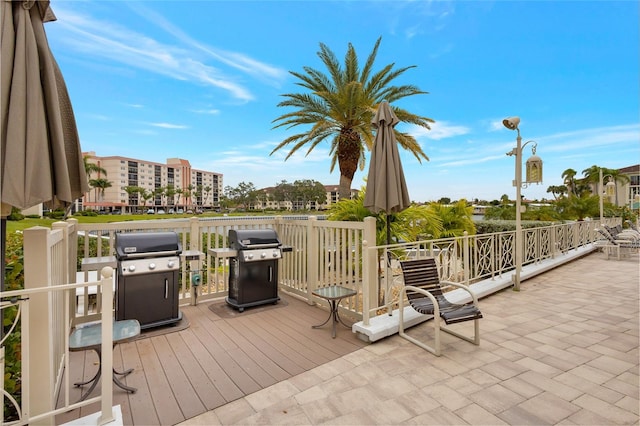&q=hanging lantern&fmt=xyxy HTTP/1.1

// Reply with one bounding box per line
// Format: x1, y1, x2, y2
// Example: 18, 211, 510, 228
605, 179, 616, 197
525, 154, 543, 184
